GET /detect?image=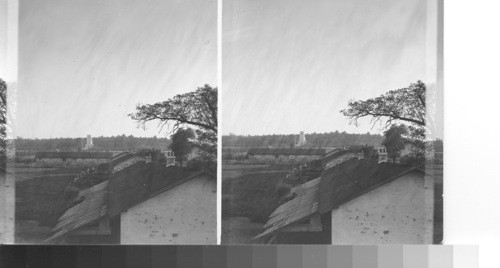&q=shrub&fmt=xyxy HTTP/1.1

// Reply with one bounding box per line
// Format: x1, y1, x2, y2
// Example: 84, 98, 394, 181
275, 183, 291, 197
